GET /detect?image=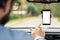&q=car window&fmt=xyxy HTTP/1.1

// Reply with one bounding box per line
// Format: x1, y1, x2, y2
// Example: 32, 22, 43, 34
5, 0, 60, 29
